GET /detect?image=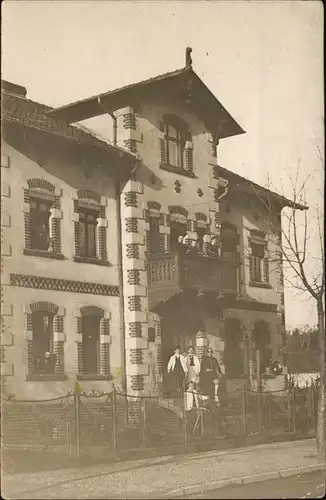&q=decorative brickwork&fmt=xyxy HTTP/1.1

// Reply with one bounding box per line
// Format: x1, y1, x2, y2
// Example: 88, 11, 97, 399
100, 343, 110, 375
129, 322, 142, 337
80, 305, 104, 317
100, 317, 110, 336
128, 296, 141, 312
27, 178, 56, 193
130, 348, 143, 364
124, 192, 138, 208
168, 205, 189, 218
184, 146, 193, 173
30, 301, 58, 314
124, 139, 137, 153
77, 189, 101, 204
126, 243, 140, 259
147, 201, 161, 211
11, 274, 119, 296
127, 269, 141, 285
125, 218, 138, 233
143, 209, 150, 223
130, 374, 144, 391
123, 113, 137, 130
195, 212, 207, 222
